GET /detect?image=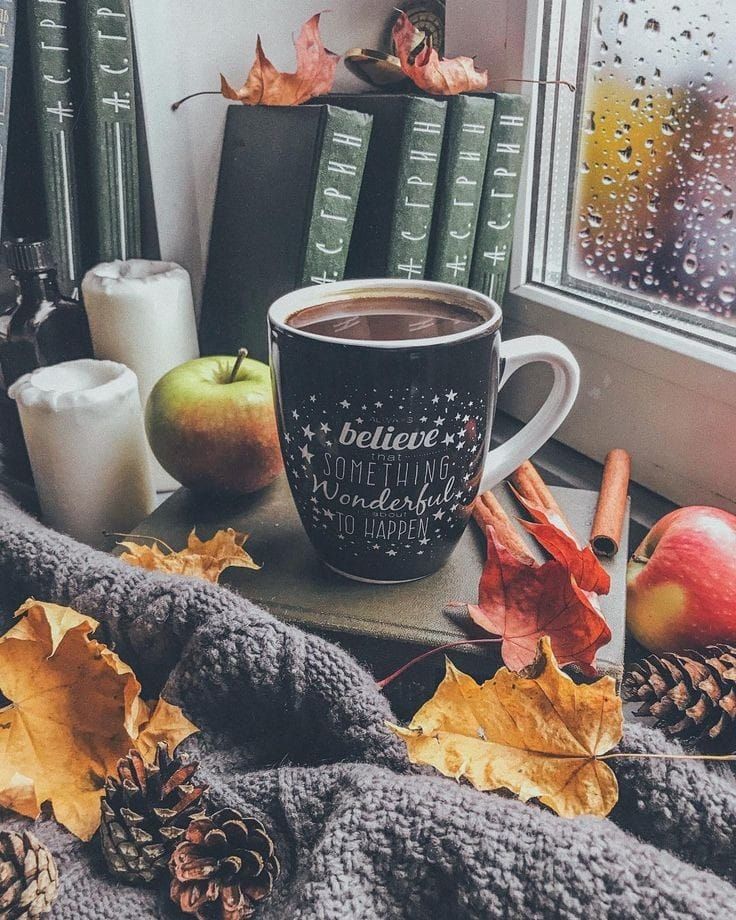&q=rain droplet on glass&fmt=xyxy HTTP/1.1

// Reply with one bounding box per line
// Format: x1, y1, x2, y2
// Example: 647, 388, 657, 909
683, 253, 698, 275
718, 285, 736, 305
